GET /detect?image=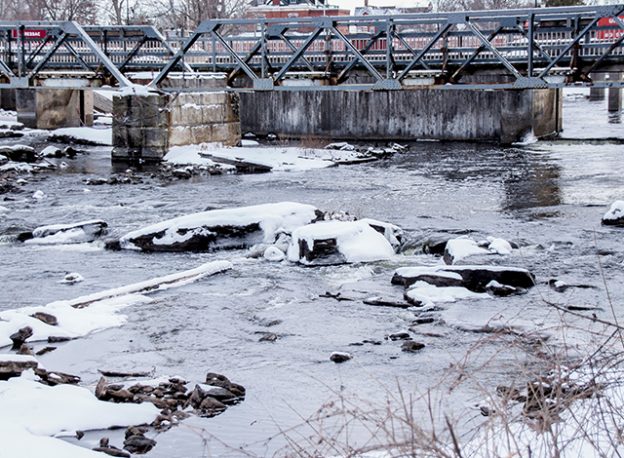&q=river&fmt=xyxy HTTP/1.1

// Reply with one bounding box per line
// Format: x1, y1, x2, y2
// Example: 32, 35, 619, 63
0, 89, 623, 457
